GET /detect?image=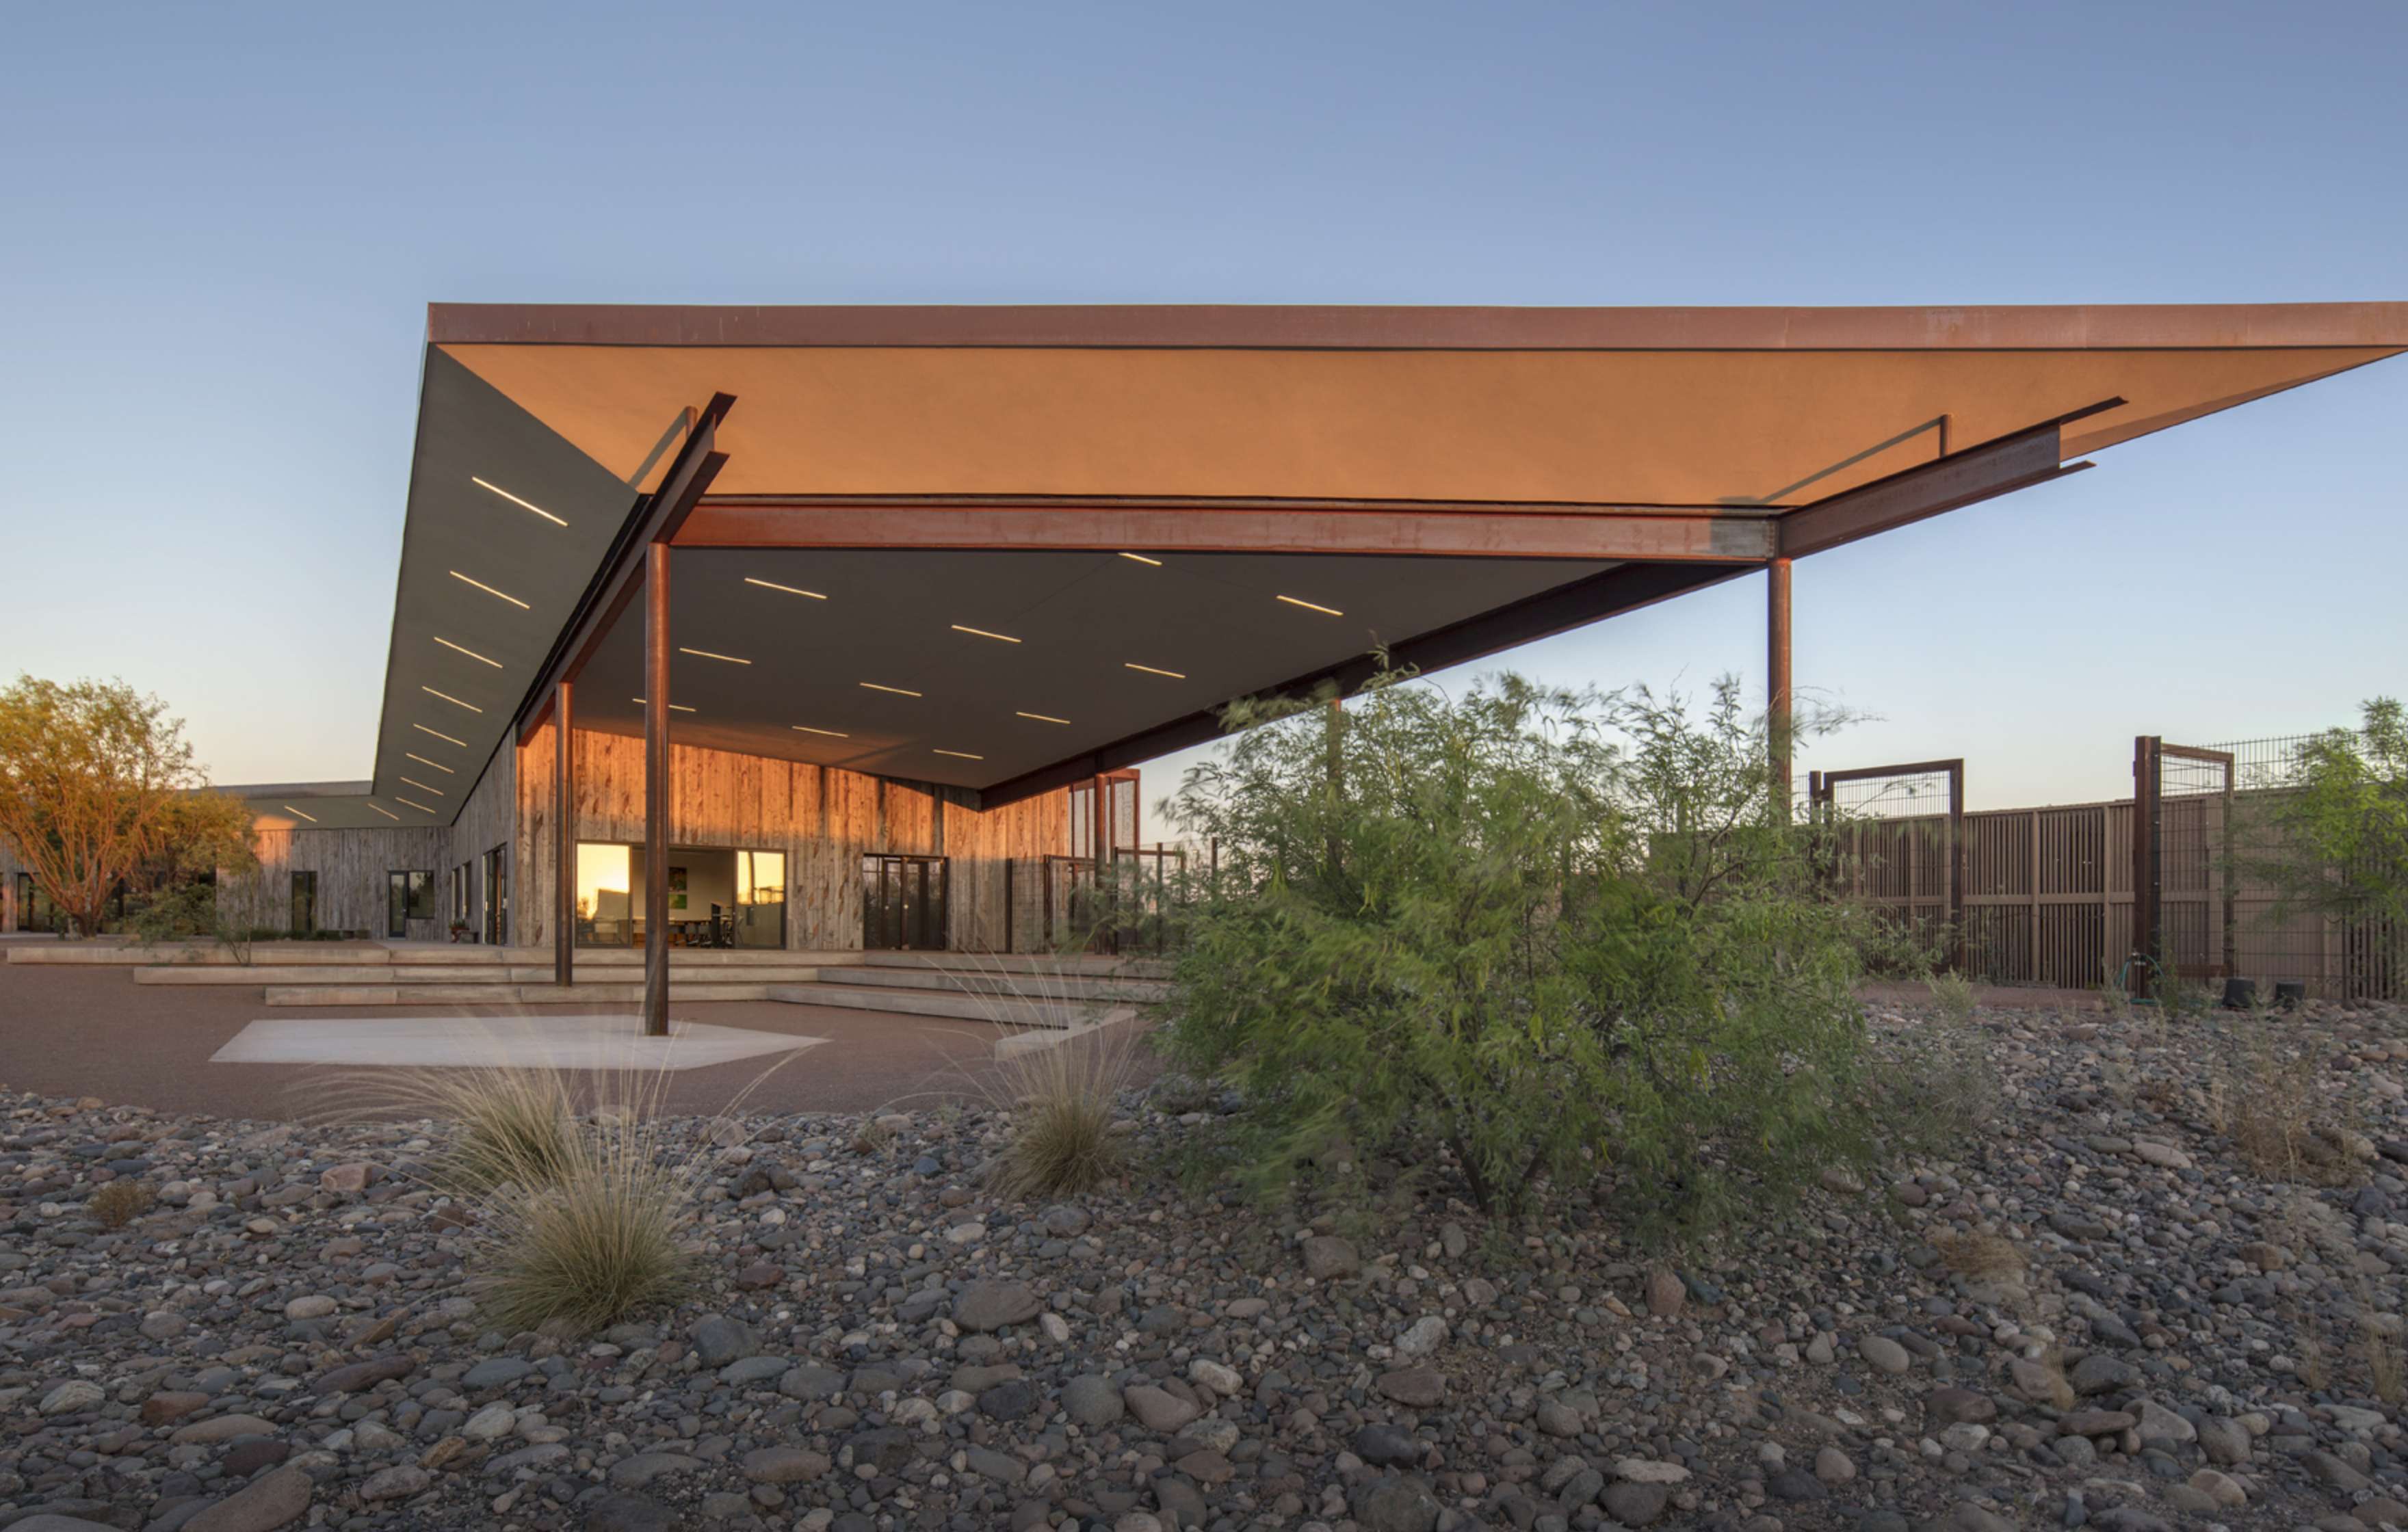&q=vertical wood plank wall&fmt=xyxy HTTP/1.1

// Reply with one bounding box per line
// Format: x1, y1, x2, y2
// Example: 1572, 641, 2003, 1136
0, 842, 22, 931
213, 746, 516, 939
1846, 793, 2349, 995
0, 732, 1072, 946
511, 727, 1072, 955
